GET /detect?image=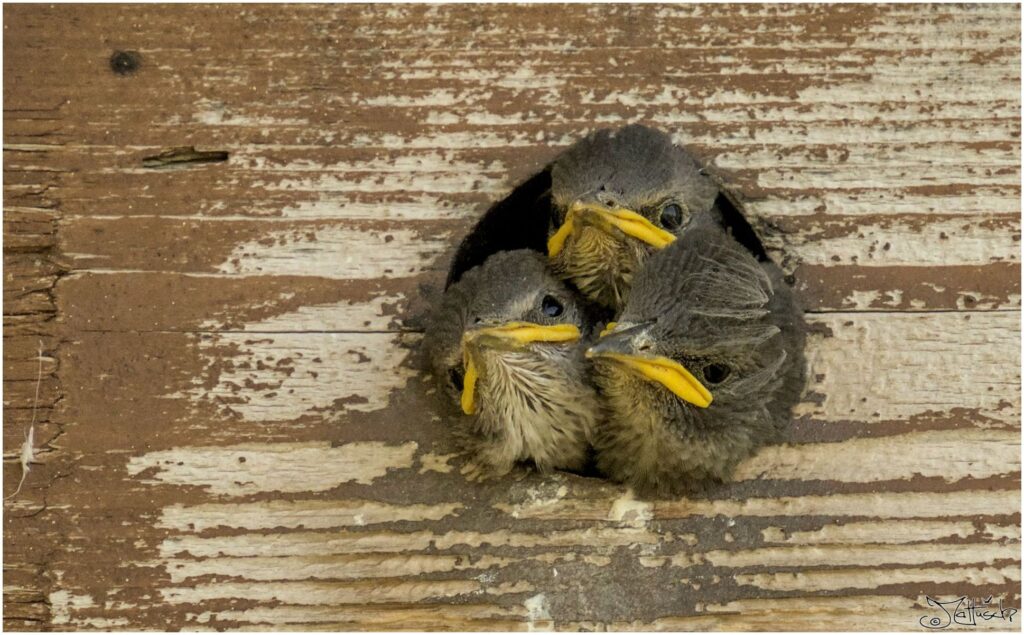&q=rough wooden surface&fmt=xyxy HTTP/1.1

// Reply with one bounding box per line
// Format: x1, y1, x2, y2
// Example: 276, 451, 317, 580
3, 4, 1020, 630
